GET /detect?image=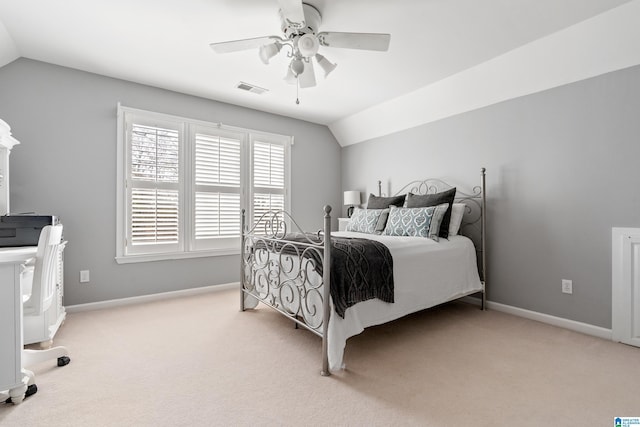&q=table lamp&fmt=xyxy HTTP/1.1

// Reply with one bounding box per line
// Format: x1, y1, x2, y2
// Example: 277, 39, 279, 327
343, 190, 361, 218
